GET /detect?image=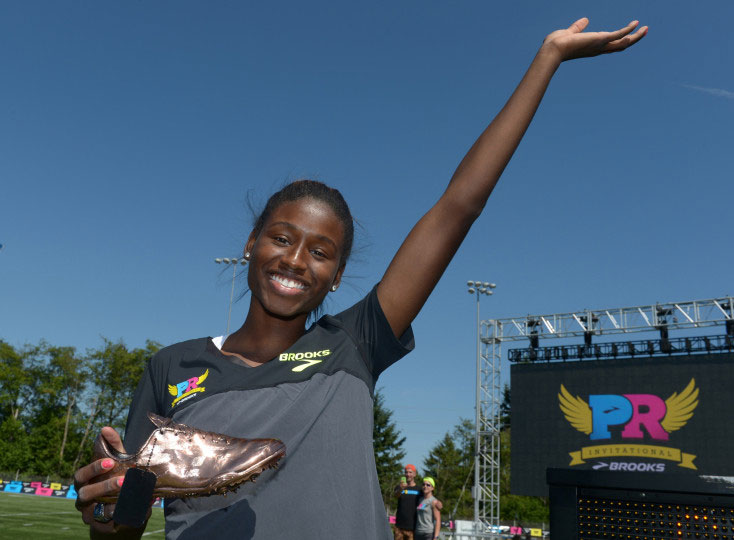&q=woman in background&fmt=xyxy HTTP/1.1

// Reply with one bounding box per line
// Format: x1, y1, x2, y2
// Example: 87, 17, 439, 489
415, 477, 441, 540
